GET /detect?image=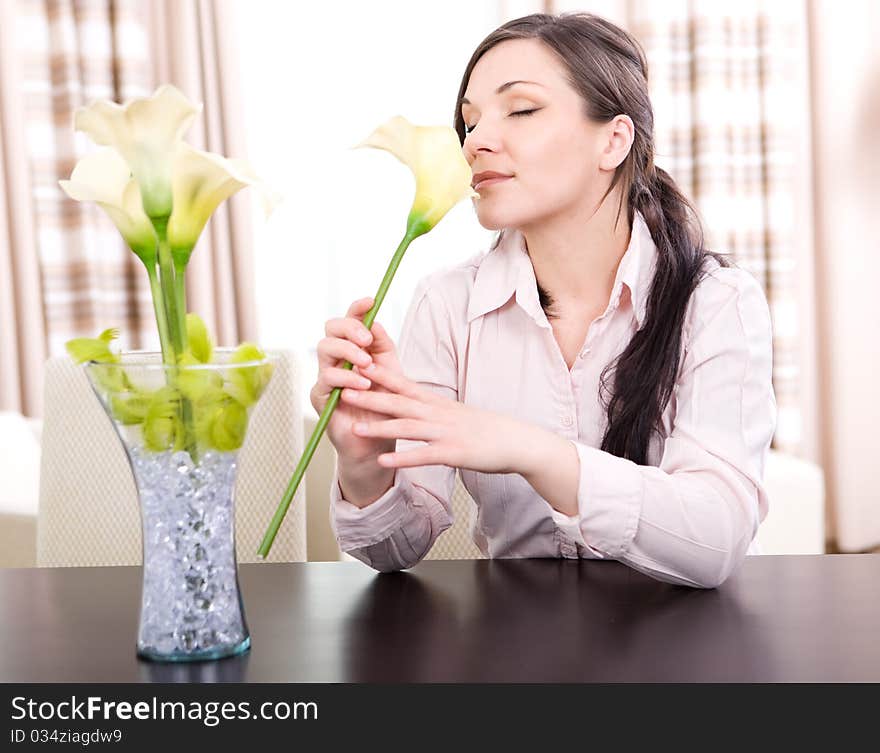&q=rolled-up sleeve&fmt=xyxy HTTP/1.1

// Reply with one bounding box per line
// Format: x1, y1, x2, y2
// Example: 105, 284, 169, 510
329, 277, 458, 572
560, 270, 777, 588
